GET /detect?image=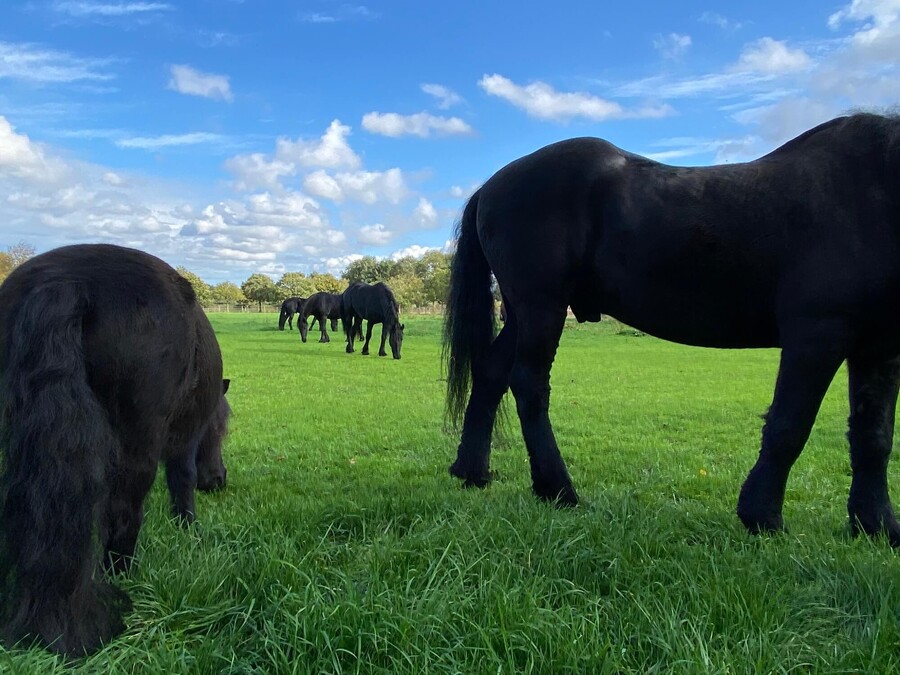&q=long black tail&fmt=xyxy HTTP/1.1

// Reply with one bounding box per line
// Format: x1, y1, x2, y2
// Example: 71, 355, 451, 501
0, 282, 127, 655
443, 189, 497, 428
